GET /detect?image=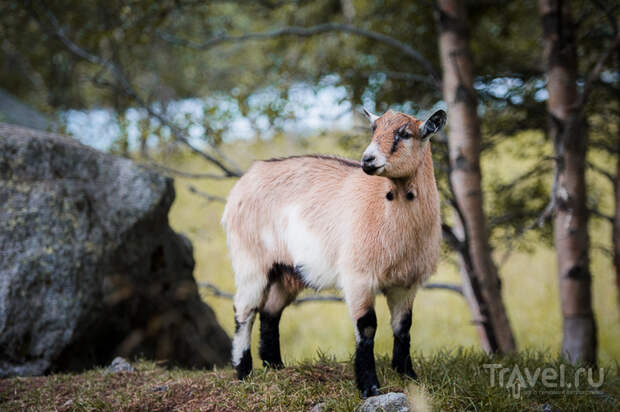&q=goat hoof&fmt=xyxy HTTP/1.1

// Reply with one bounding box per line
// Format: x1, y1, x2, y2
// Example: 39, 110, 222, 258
361, 385, 380, 399
235, 349, 253, 379
236, 366, 252, 380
